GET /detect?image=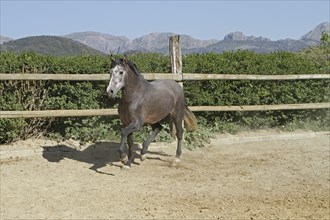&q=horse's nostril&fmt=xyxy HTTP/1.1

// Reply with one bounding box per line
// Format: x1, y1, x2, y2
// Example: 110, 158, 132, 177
110, 90, 114, 94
